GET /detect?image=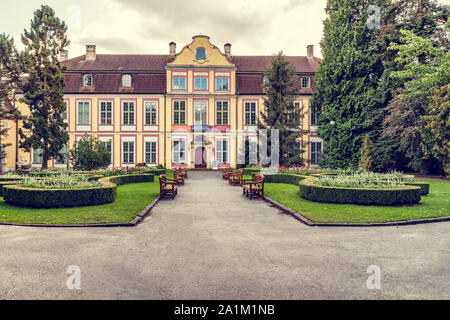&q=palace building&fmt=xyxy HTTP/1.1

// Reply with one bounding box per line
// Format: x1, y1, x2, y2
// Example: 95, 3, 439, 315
2, 35, 323, 170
